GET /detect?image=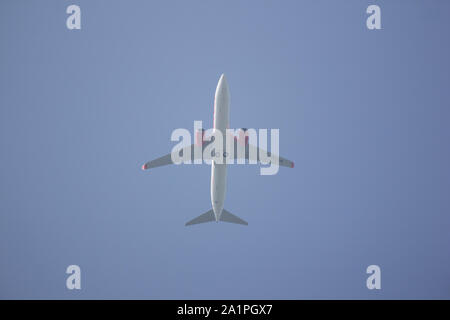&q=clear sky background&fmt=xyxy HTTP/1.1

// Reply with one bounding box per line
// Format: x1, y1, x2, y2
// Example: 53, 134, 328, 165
1, 0, 450, 299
